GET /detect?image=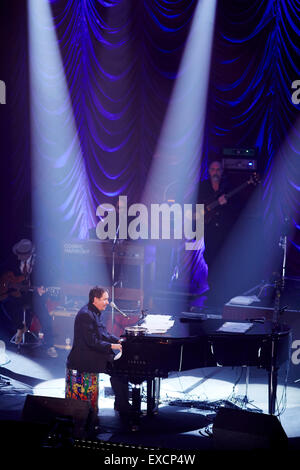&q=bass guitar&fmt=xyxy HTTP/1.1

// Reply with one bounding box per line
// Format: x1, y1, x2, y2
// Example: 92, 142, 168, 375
204, 172, 260, 224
